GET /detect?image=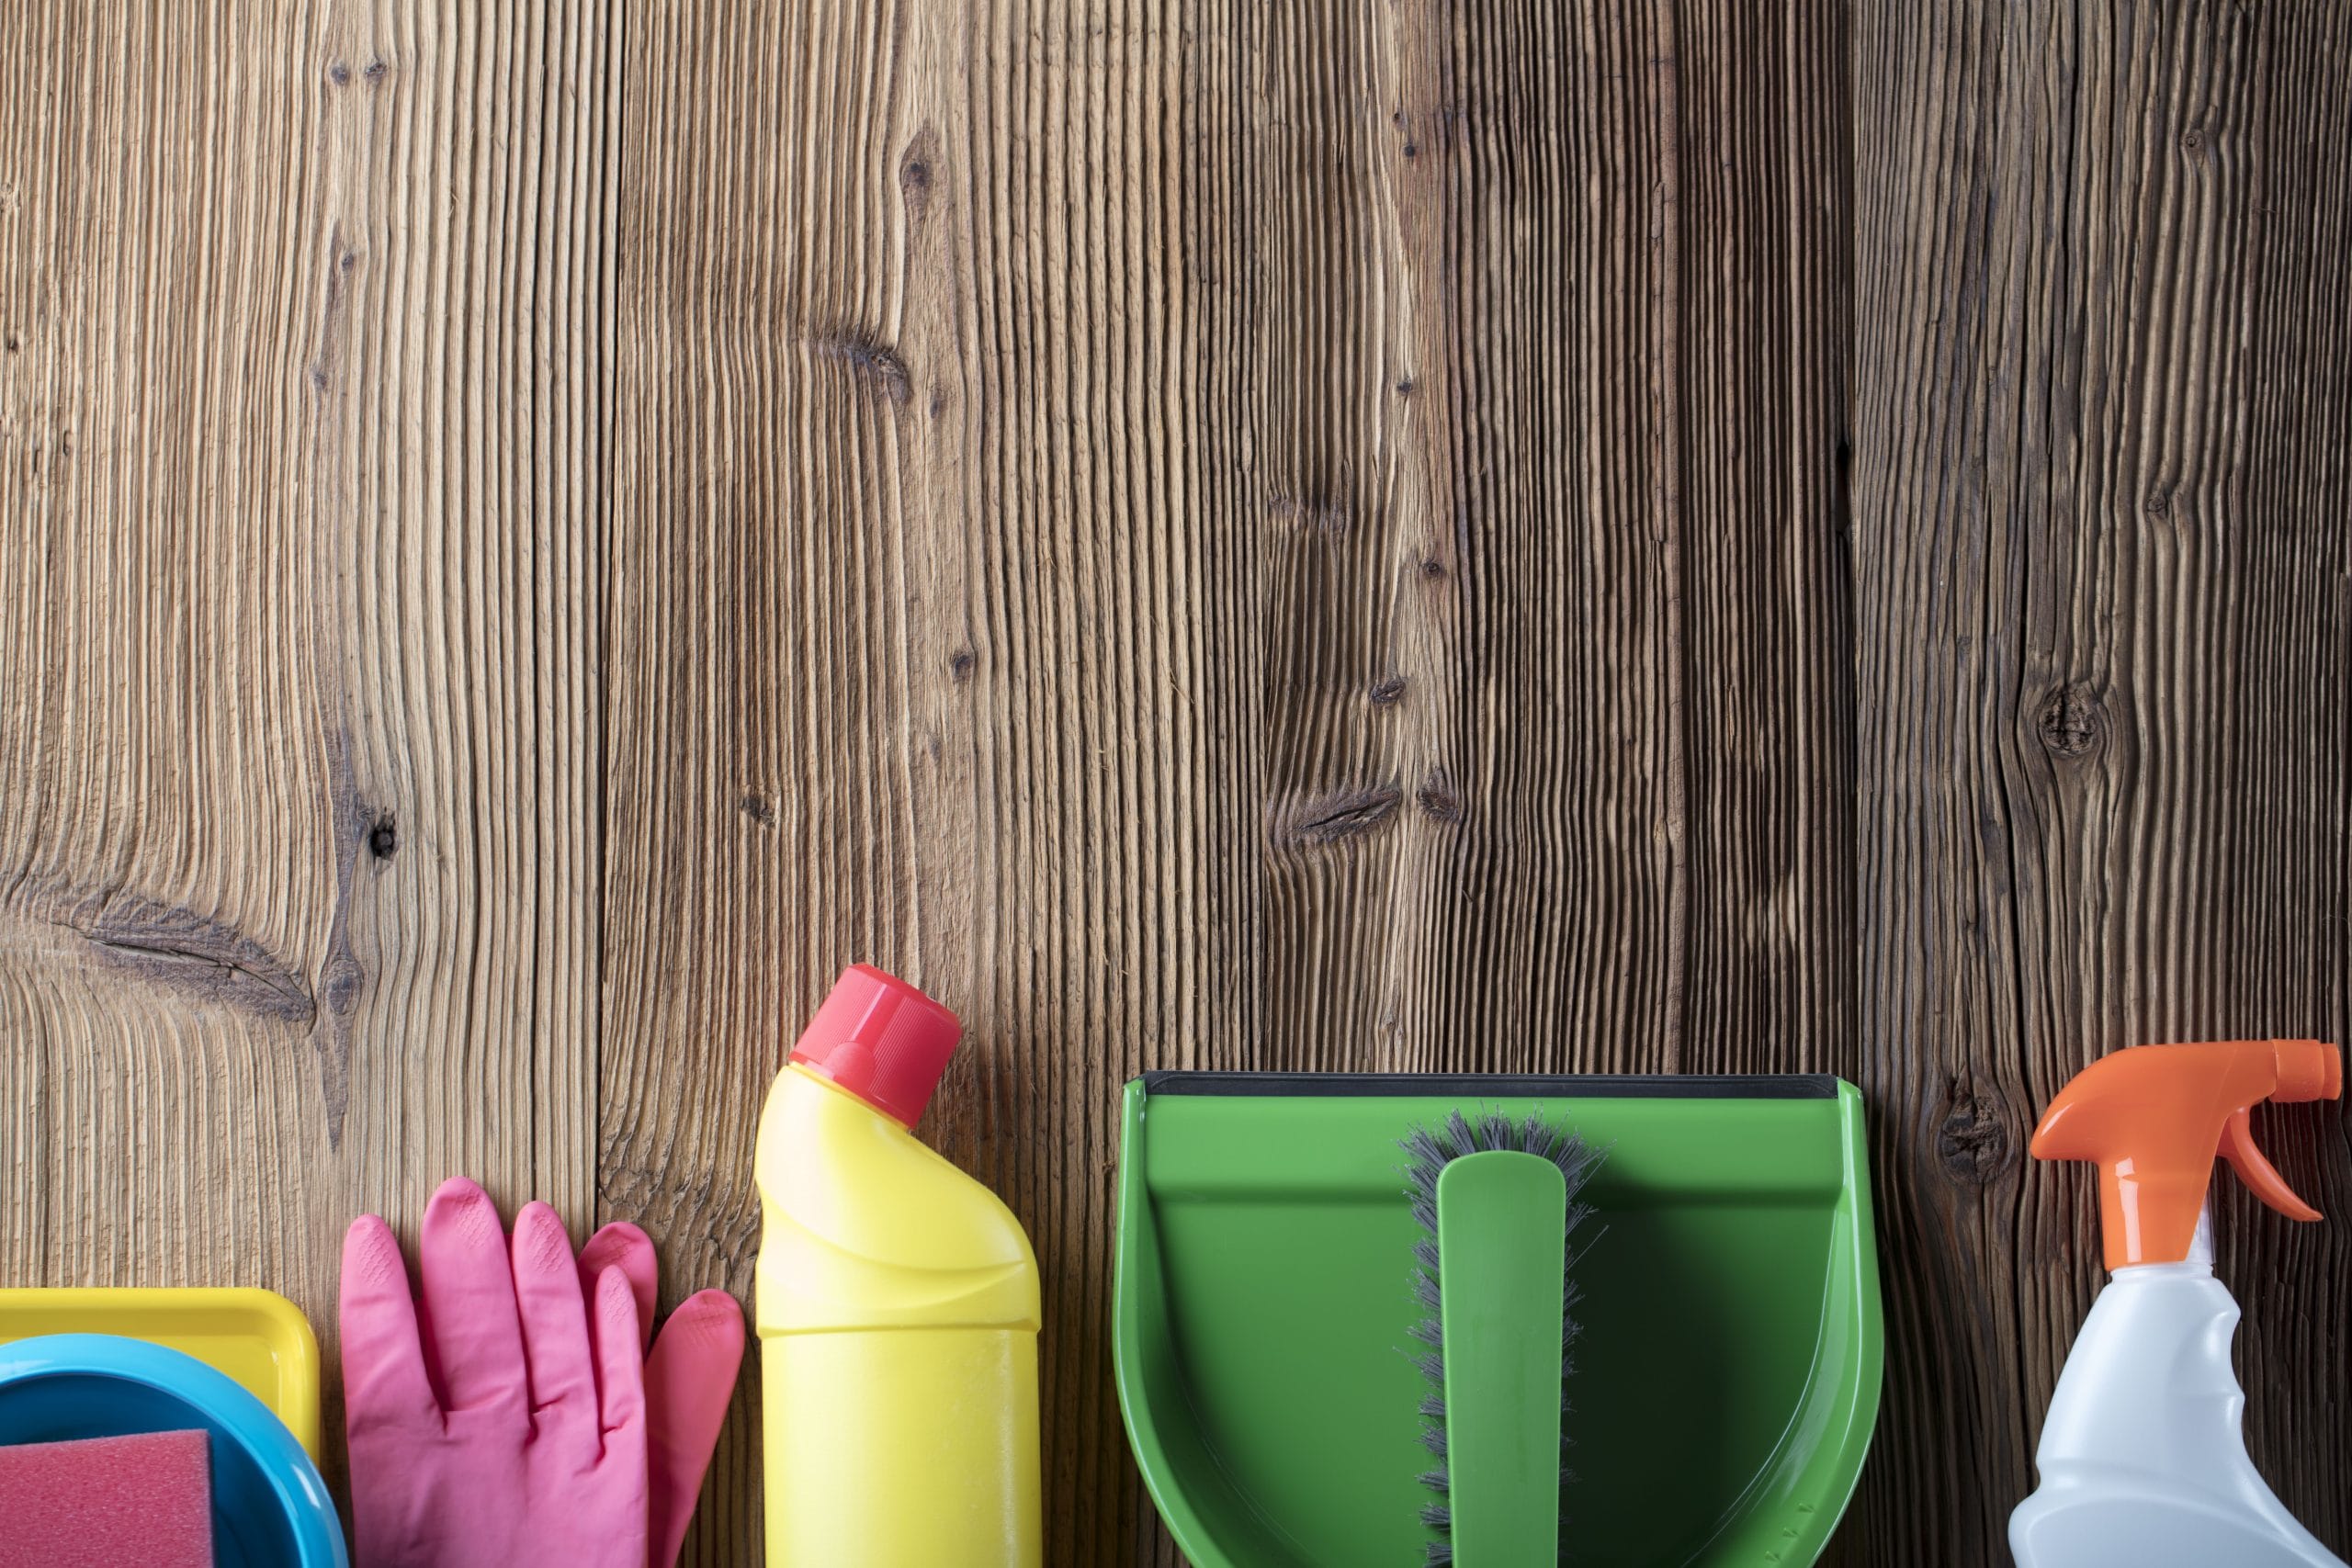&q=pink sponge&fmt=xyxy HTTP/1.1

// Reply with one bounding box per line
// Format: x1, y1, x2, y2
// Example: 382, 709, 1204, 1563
0, 1429, 214, 1566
